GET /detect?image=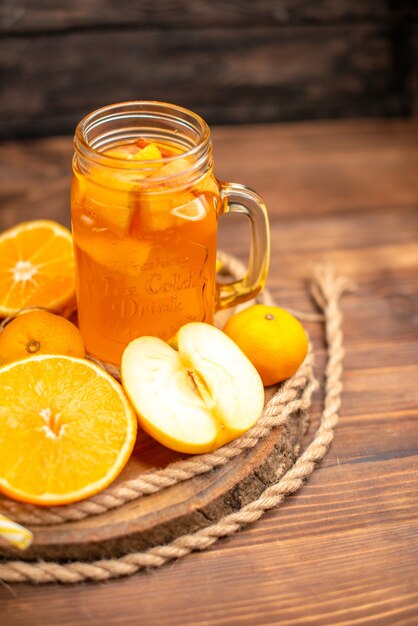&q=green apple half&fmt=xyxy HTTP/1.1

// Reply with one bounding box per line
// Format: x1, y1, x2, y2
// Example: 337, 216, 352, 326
121, 322, 264, 454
